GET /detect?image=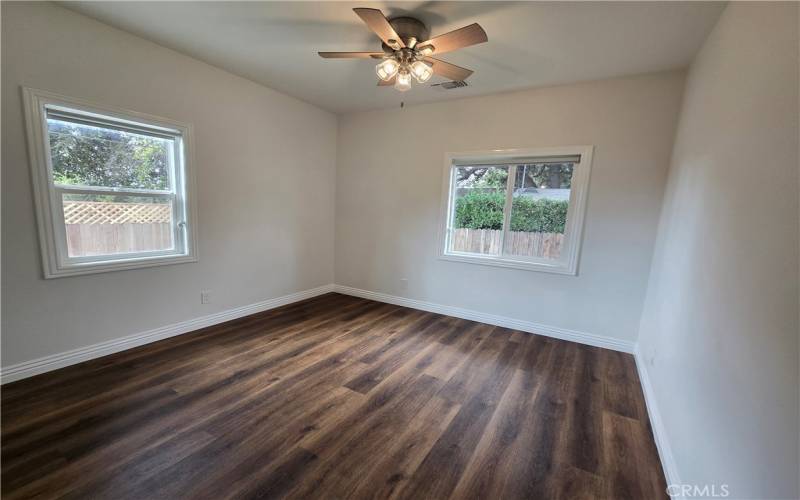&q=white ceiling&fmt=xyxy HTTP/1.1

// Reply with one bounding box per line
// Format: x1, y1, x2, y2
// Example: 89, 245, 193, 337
63, 1, 725, 114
